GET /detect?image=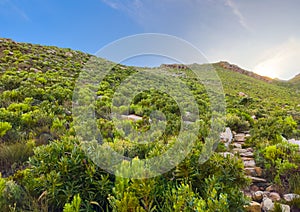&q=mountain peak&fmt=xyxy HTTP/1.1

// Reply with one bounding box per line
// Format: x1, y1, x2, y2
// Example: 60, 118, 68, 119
216, 61, 273, 83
